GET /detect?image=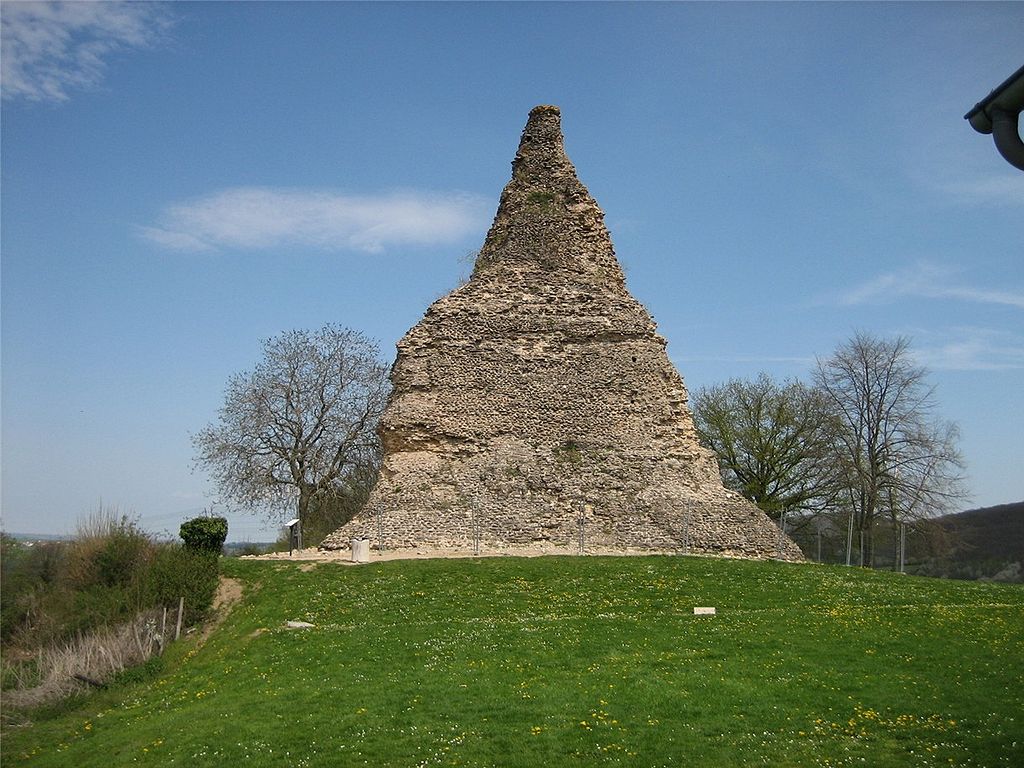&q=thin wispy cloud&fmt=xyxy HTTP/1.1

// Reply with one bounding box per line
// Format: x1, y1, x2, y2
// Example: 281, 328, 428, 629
675, 354, 814, 366
1, 1, 172, 102
837, 262, 1024, 310
910, 327, 1024, 371
677, 333, 1024, 373
140, 187, 490, 254
938, 174, 1024, 208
